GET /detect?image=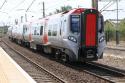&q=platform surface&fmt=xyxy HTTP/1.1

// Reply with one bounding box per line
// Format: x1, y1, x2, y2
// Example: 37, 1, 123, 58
0, 47, 36, 83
